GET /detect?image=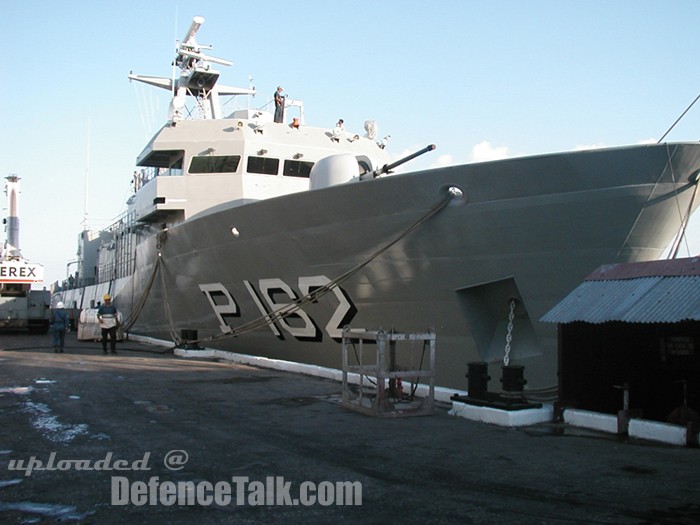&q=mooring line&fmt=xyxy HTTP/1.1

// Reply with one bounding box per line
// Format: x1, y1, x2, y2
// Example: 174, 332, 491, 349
121, 190, 455, 346
195, 191, 456, 345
